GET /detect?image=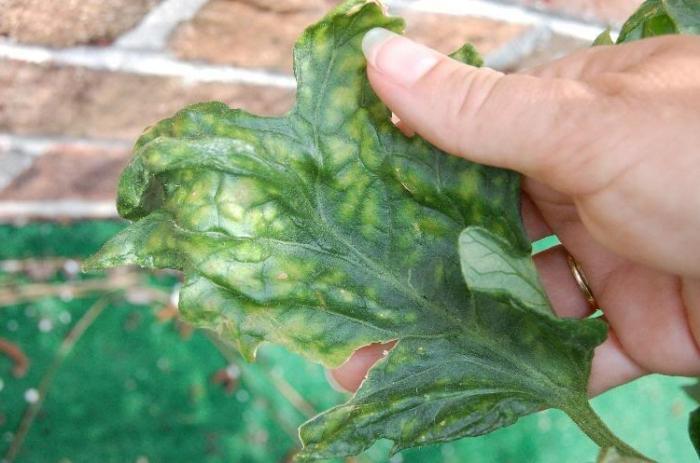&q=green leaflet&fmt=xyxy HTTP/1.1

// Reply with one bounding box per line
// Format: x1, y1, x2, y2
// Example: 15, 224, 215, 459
86, 0, 643, 460
690, 408, 700, 458
684, 380, 700, 457
592, 30, 615, 46
458, 226, 549, 314
617, 0, 700, 43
